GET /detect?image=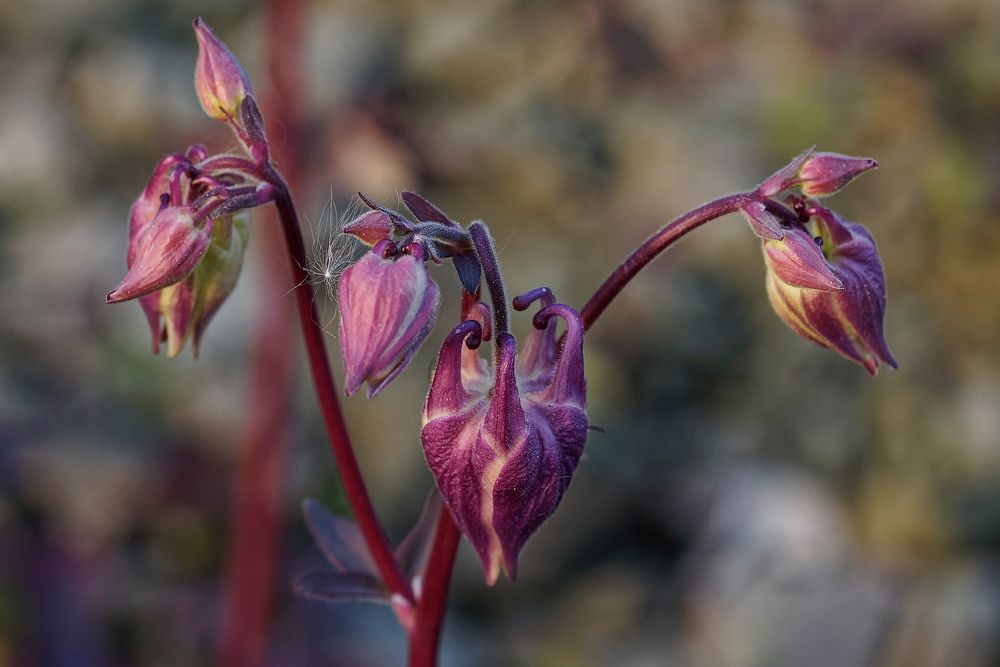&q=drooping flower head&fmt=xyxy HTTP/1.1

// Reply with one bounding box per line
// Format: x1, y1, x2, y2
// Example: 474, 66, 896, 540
421, 289, 588, 584
336, 193, 483, 398
746, 149, 896, 374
